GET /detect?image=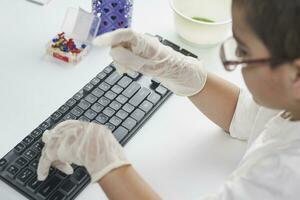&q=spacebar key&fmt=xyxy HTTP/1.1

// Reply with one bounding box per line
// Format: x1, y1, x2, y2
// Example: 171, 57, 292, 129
122, 82, 141, 98
37, 175, 63, 199
128, 87, 150, 106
